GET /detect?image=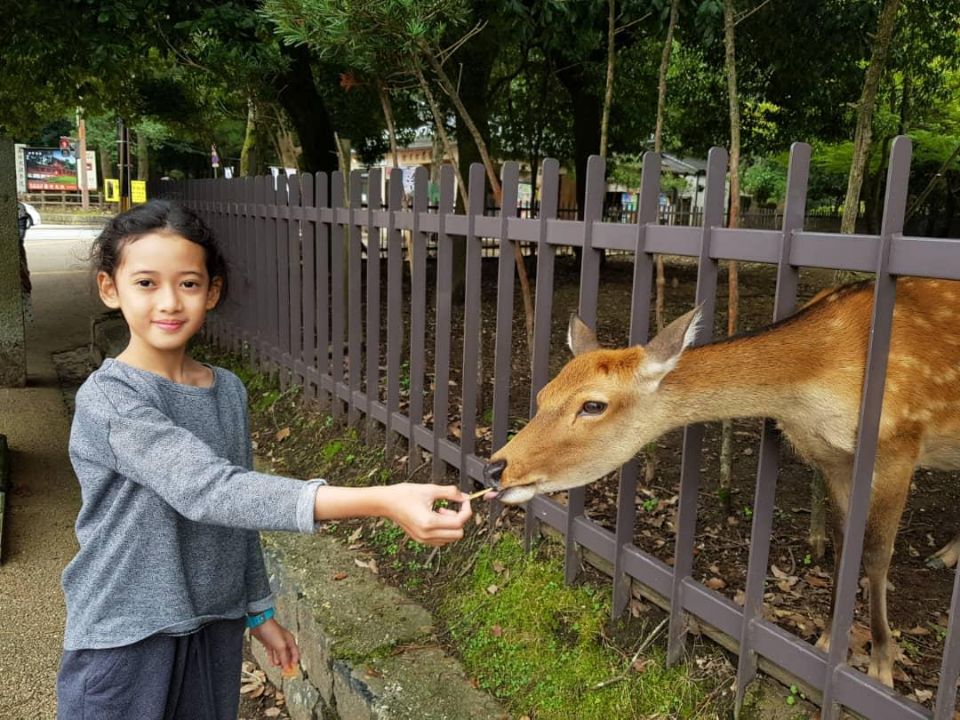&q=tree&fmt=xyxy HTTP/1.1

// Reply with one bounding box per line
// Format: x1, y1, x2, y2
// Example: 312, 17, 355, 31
839, 0, 902, 235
